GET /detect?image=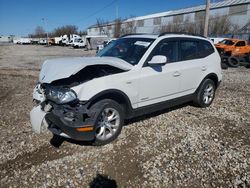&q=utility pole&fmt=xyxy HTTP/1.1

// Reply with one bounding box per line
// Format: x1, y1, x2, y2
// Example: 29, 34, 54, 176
42, 18, 49, 46
116, 0, 119, 19
204, 0, 210, 37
